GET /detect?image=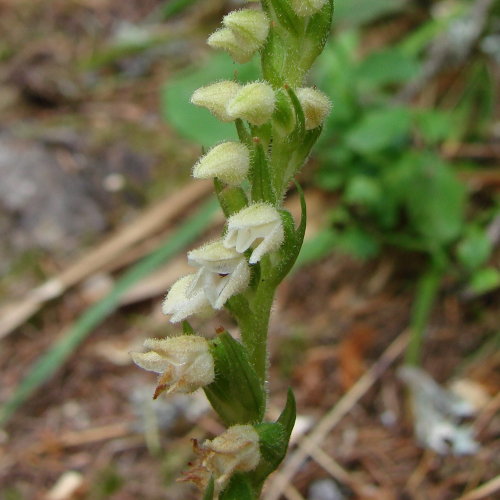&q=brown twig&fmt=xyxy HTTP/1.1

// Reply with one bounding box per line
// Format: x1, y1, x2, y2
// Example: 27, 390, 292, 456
0, 180, 212, 339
